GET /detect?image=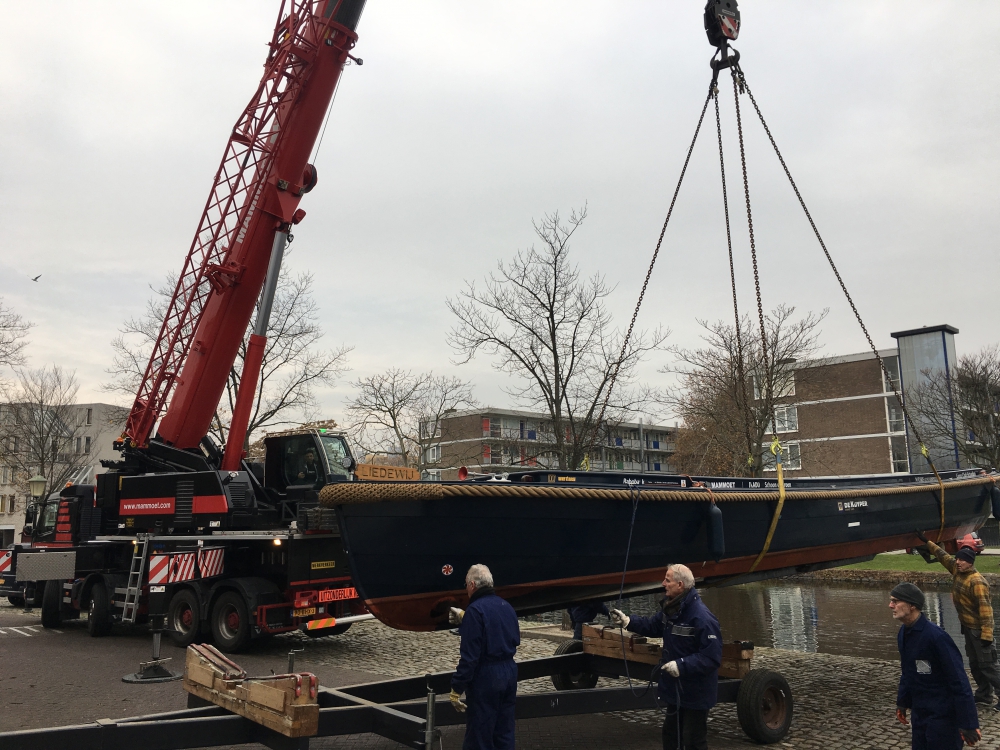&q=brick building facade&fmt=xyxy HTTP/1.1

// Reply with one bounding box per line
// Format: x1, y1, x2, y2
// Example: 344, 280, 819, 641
764, 350, 908, 477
